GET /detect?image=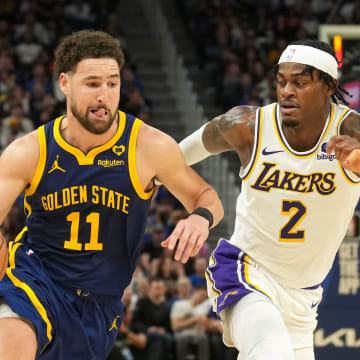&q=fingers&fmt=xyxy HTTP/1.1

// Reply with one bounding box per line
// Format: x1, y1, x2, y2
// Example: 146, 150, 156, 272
343, 148, 360, 173
326, 136, 343, 155
161, 223, 184, 251
161, 216, 209, 263
174, 228, 198, 263
327, 135, 360, 165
